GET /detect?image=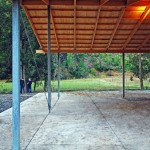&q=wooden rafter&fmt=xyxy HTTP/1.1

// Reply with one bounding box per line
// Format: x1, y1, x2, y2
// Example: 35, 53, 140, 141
126, 0, 140, 5
22, 0, 150, 6
100, 0, 109, 5
138, 34, 150, 50
74, 0, 76, 50
41, 0, 48, 5
107, 8, 125, 50
122, 7, 150, 50
91, 6, 101, 50
51, 11, 59, 50
21, 0, 150, 53
22, 6, 43, 49
91, 0, 109, 50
